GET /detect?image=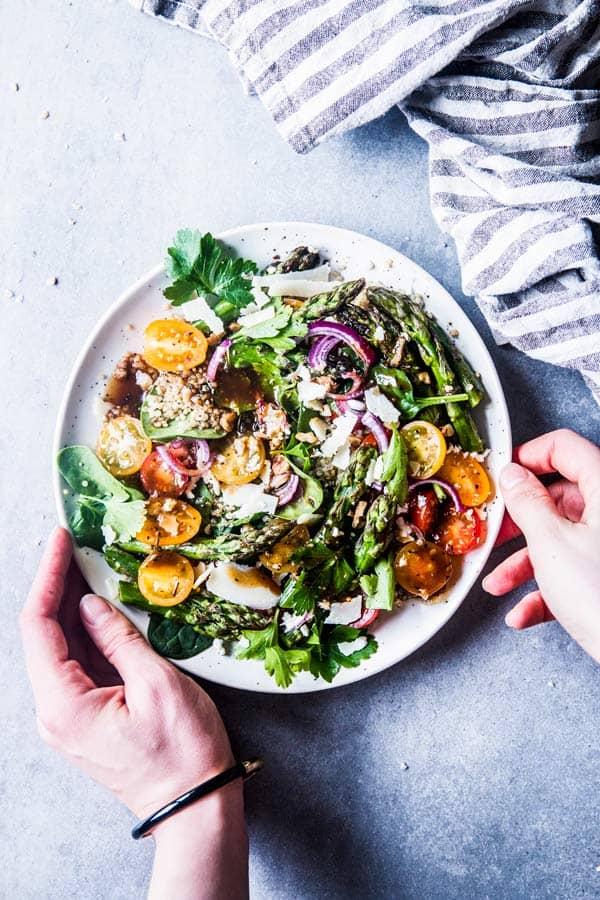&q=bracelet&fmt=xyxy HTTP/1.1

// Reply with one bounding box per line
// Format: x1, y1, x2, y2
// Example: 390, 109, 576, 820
131, 758, 264, 840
